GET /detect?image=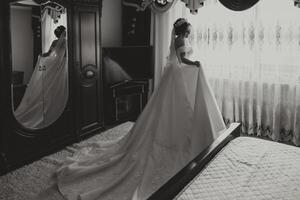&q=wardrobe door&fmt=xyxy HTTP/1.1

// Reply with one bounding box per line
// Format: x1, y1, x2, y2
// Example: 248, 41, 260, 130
73, 4, 103, 137
0, 0, 74, 175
